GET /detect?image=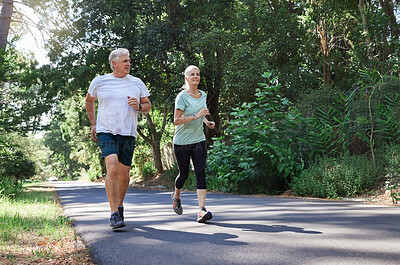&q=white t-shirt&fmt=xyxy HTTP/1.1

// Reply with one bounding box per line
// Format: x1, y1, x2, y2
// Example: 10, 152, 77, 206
88, 74, 150, 137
